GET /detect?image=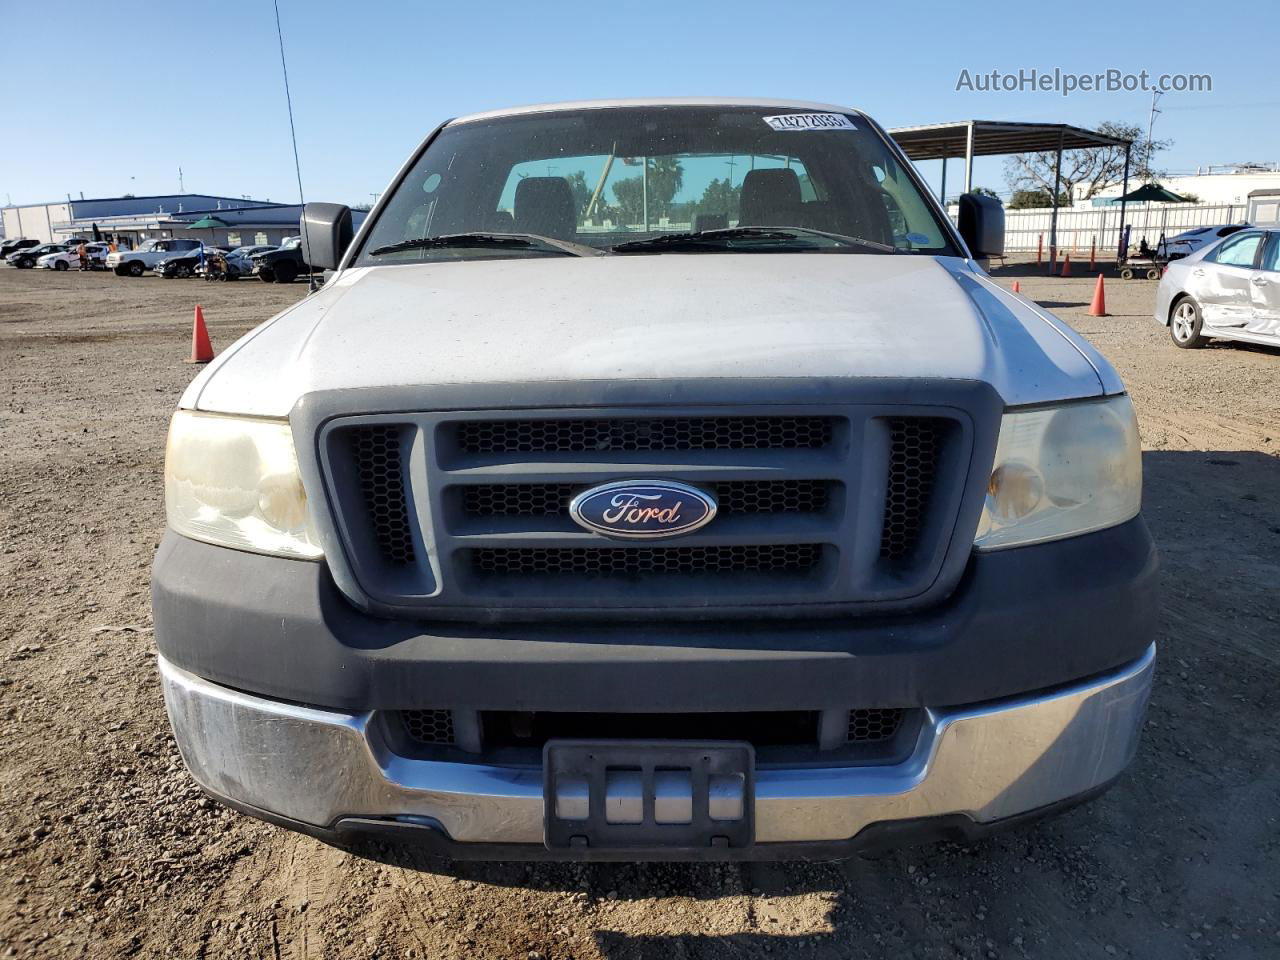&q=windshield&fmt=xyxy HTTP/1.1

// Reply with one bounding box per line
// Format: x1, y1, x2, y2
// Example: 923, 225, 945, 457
354, 105, 957, 266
